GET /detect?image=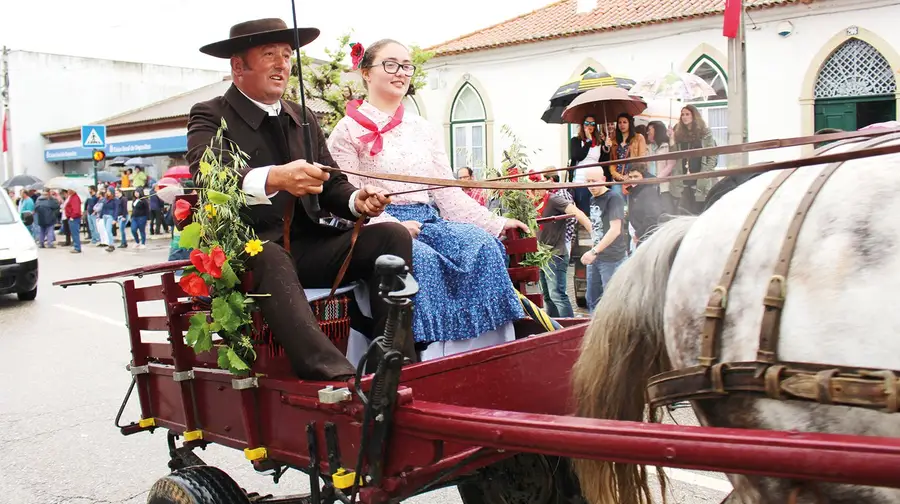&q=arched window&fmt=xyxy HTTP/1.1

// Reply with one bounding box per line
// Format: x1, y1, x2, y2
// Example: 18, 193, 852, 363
450, 83, 487, 174
814, 38, 896, 98
688, 56, 729, 167
813, 38, 897, 132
